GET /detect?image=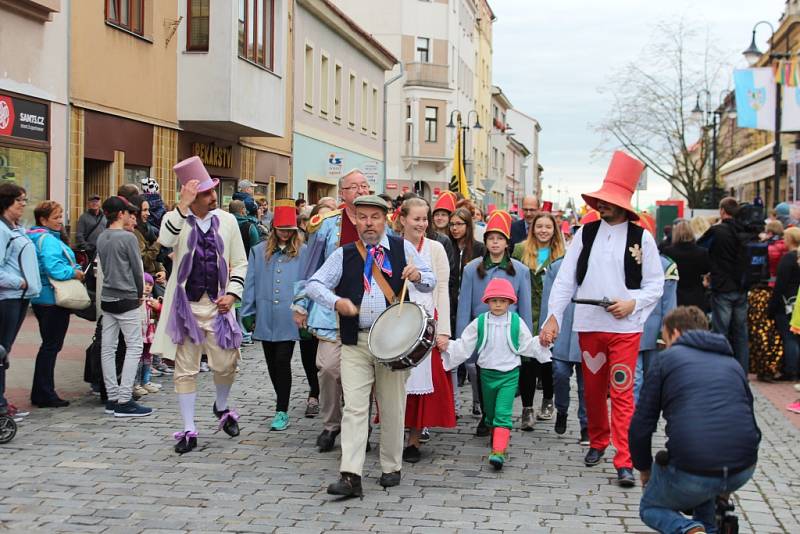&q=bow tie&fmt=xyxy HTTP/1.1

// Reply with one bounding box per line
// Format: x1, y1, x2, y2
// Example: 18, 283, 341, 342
363, 244, 393, 293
